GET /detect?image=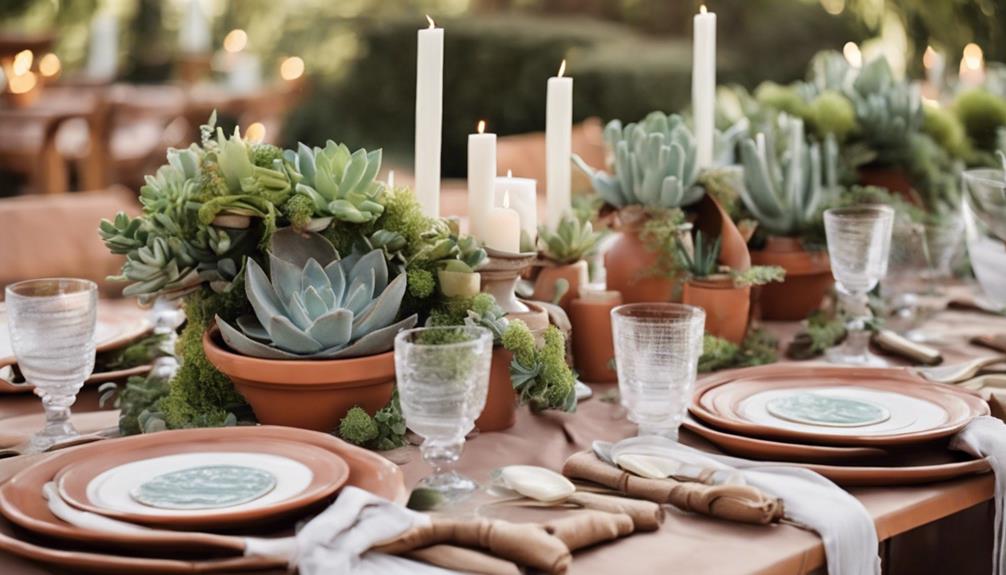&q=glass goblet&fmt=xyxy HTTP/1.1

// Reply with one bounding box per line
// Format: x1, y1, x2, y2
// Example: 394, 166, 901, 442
5, 278, 97, 453
394, 326, 493, 502
823, 205, 895, 366
610, 303, 705, 440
